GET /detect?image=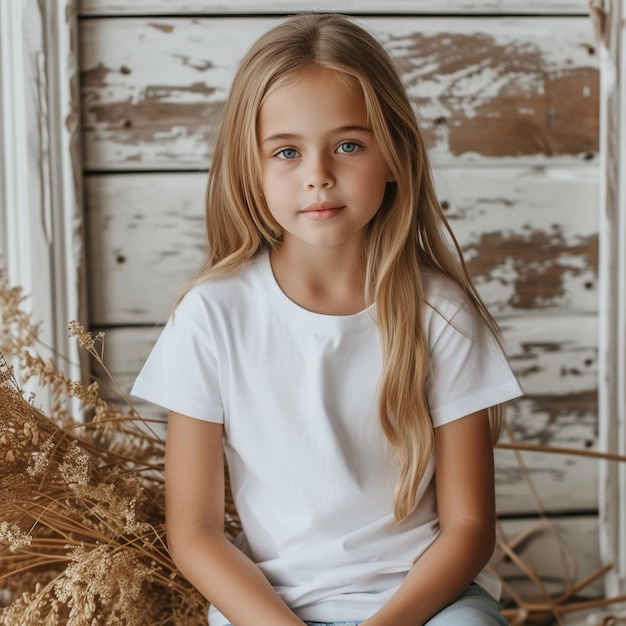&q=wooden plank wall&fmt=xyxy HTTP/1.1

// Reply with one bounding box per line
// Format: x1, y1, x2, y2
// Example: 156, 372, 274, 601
78, 0, 604, 607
